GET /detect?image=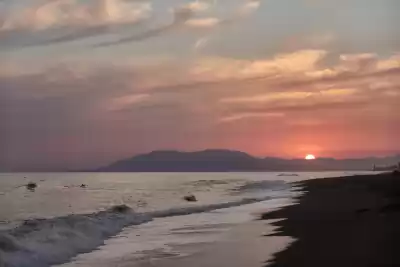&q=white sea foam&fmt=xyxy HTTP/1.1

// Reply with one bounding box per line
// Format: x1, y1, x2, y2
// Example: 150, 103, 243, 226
0, 206, 151, 267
